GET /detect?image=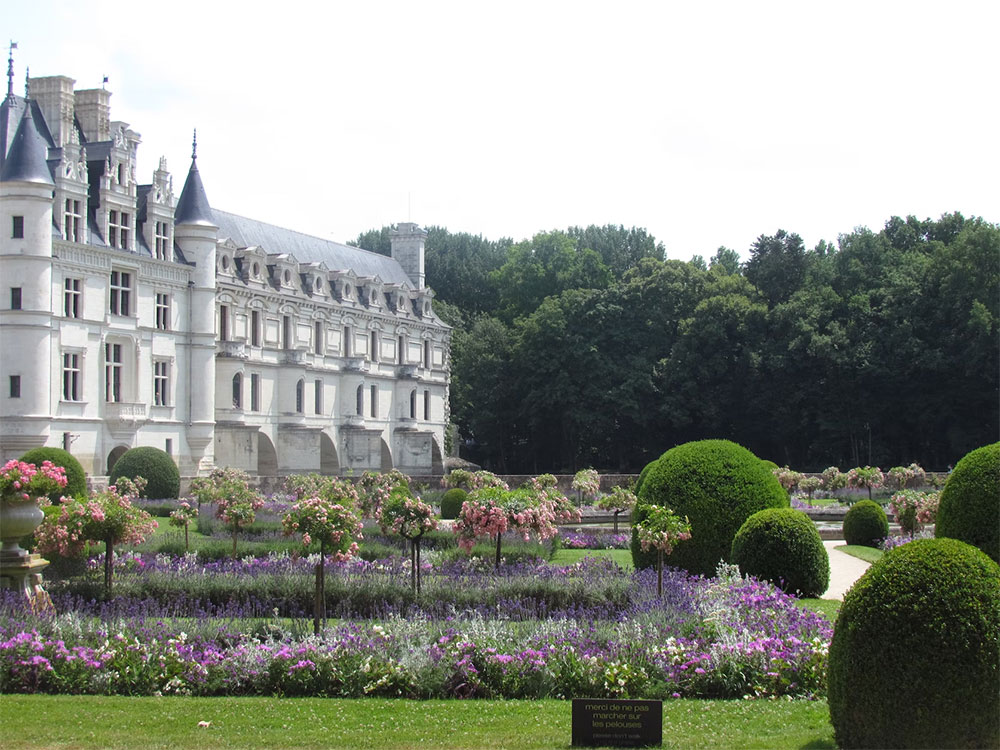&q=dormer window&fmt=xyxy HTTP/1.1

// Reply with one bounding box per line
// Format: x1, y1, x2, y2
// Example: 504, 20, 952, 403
154, 221, 170, 261
283, 269, 291, 285
314, 277, 323, 294
252, 262, 261, 278
108, 210, 130, 250
219, 254, 231, 273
